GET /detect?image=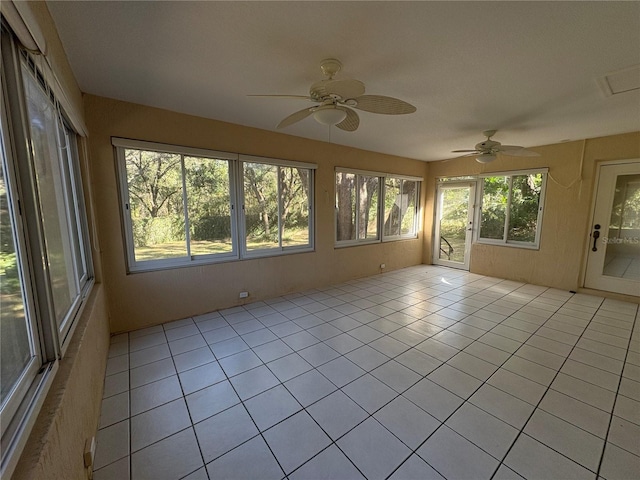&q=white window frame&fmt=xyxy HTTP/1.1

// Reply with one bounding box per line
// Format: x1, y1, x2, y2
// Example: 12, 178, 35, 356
381, 177, 420, 241
114, 138, 239, 272
114, 142, 316, 271
335, 167, 421, 247
1, 25, 93, 478
475, 168, 548, 250
239, 154, 316, 259
334, 170, 381, 246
